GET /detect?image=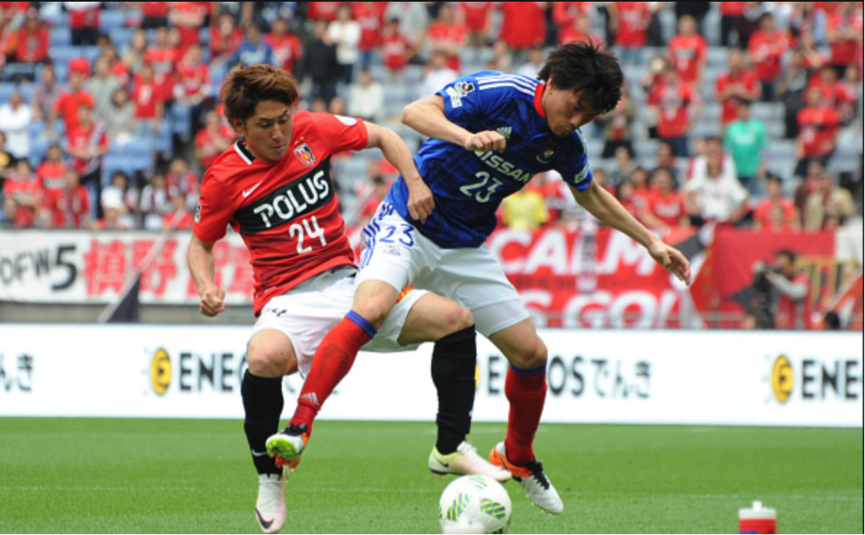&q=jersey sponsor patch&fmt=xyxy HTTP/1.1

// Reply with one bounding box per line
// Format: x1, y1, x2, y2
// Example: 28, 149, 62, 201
194, 203, 201, 223
233, 159, 335, 234
445, 81, 476, 108
293, 142, 316, 166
